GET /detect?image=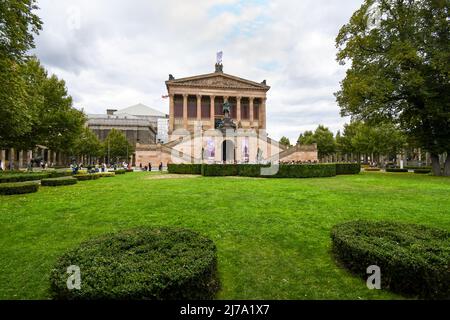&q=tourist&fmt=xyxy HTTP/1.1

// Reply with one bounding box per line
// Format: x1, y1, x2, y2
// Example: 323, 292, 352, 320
159, 162, 163, 172
148, 162, 152, 172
